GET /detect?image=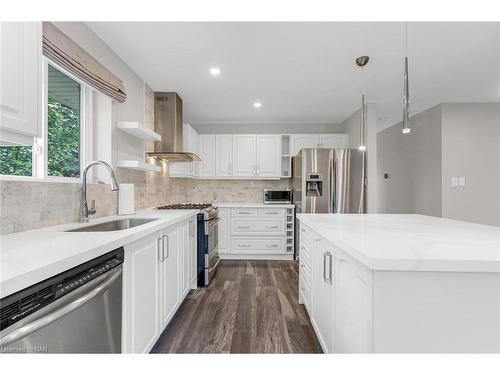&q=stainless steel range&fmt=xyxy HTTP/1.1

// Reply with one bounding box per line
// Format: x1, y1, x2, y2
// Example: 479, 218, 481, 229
156, 203, 219, 286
